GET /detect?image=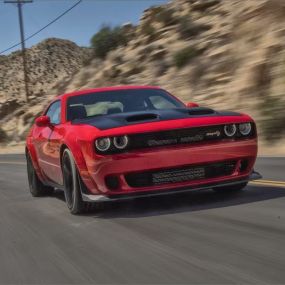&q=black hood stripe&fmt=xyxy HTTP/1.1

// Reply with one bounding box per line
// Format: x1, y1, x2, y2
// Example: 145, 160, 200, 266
72, 108, 241, 130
